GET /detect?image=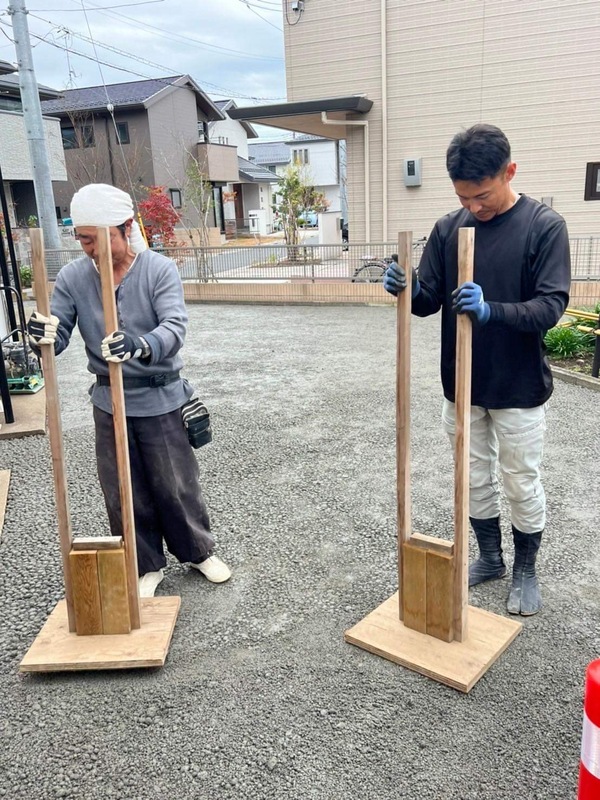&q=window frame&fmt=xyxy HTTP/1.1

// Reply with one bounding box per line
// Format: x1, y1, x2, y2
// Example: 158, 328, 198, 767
169, 188, 182, 209
584, 162, 600, 201
116, 121, 130, 145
